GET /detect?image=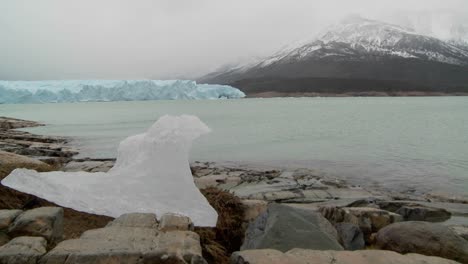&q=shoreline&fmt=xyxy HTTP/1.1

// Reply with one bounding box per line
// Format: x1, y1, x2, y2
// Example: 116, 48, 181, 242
1, 116, 468, 263
246, 91, 468, 98
1, 115, 466, 205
